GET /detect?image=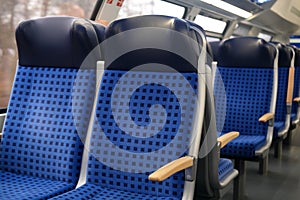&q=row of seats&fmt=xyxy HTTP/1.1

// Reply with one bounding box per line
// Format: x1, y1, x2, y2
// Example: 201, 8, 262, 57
0, 15, 239, 200
211, 38, 300, 198
2, 14, 298, 200
212, 38, 299, 159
